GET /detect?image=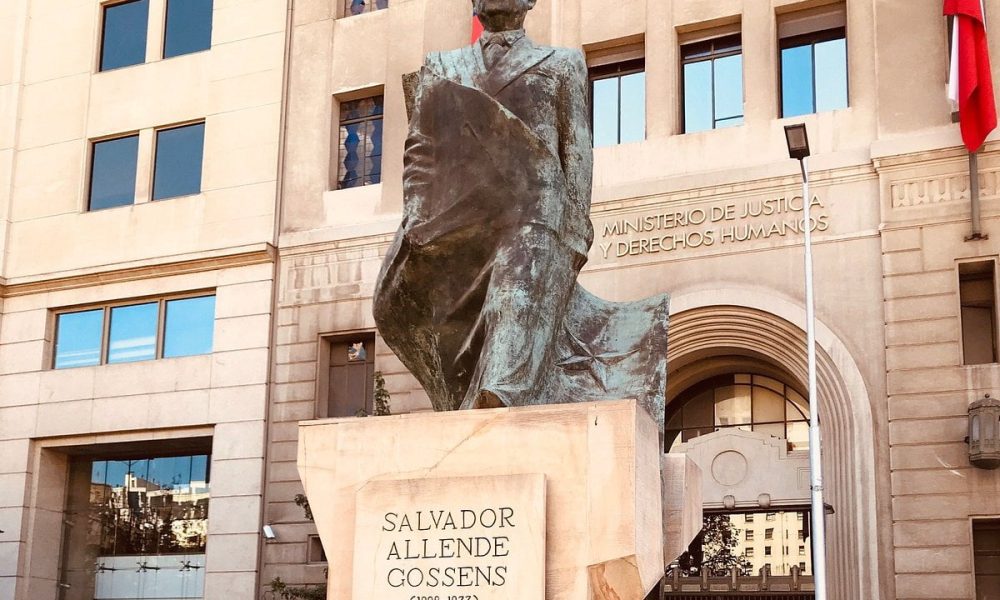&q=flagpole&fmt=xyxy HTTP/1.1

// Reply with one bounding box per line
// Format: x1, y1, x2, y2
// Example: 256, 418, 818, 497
967, 150, 988, 240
